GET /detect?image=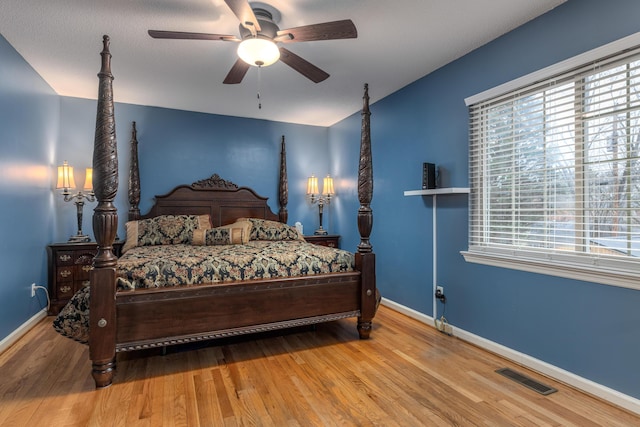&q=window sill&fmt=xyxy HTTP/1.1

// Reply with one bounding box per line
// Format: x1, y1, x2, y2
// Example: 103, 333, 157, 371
461, 250, 640, 291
